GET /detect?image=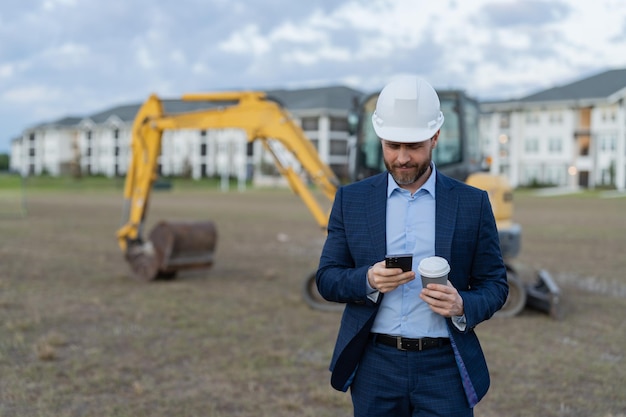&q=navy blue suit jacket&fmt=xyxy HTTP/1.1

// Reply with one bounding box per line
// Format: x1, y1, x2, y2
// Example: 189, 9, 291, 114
316, 171, 509, 406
